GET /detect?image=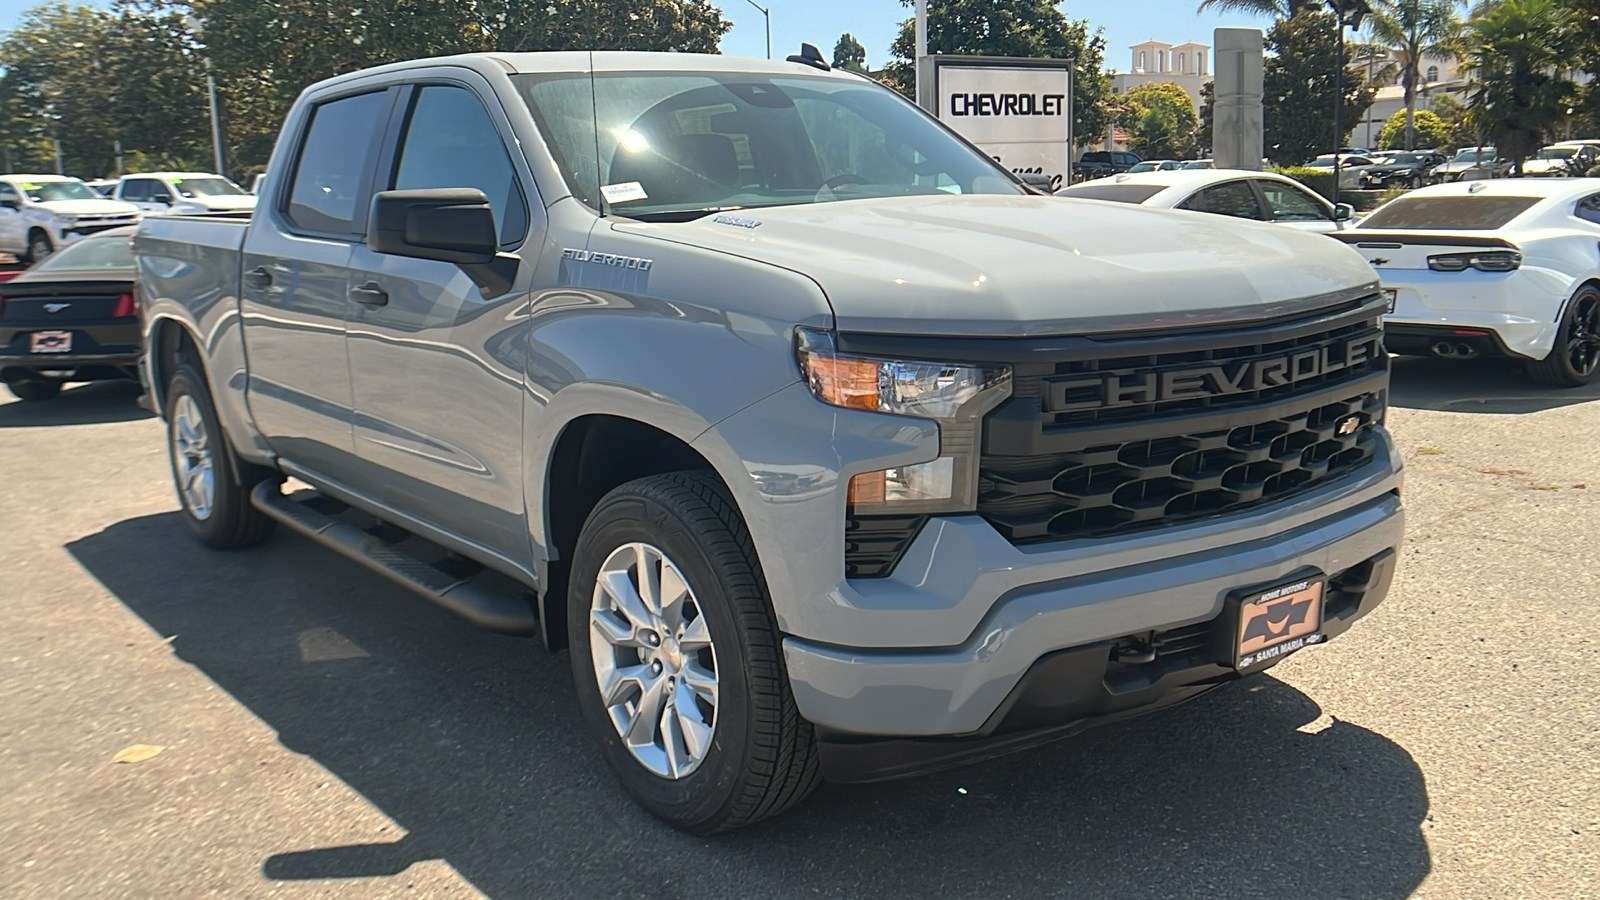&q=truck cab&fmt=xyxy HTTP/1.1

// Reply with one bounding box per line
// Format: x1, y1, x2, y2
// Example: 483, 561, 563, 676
115, 172, 257, 216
